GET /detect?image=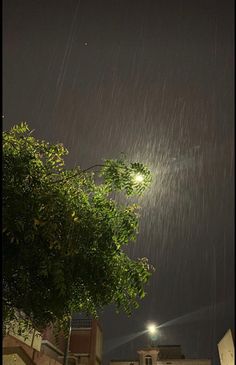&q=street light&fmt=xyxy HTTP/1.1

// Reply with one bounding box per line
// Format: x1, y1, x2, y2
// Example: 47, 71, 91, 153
134, 174, 144, 183
146, 323, 158, 347
147, 323, 157, 336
